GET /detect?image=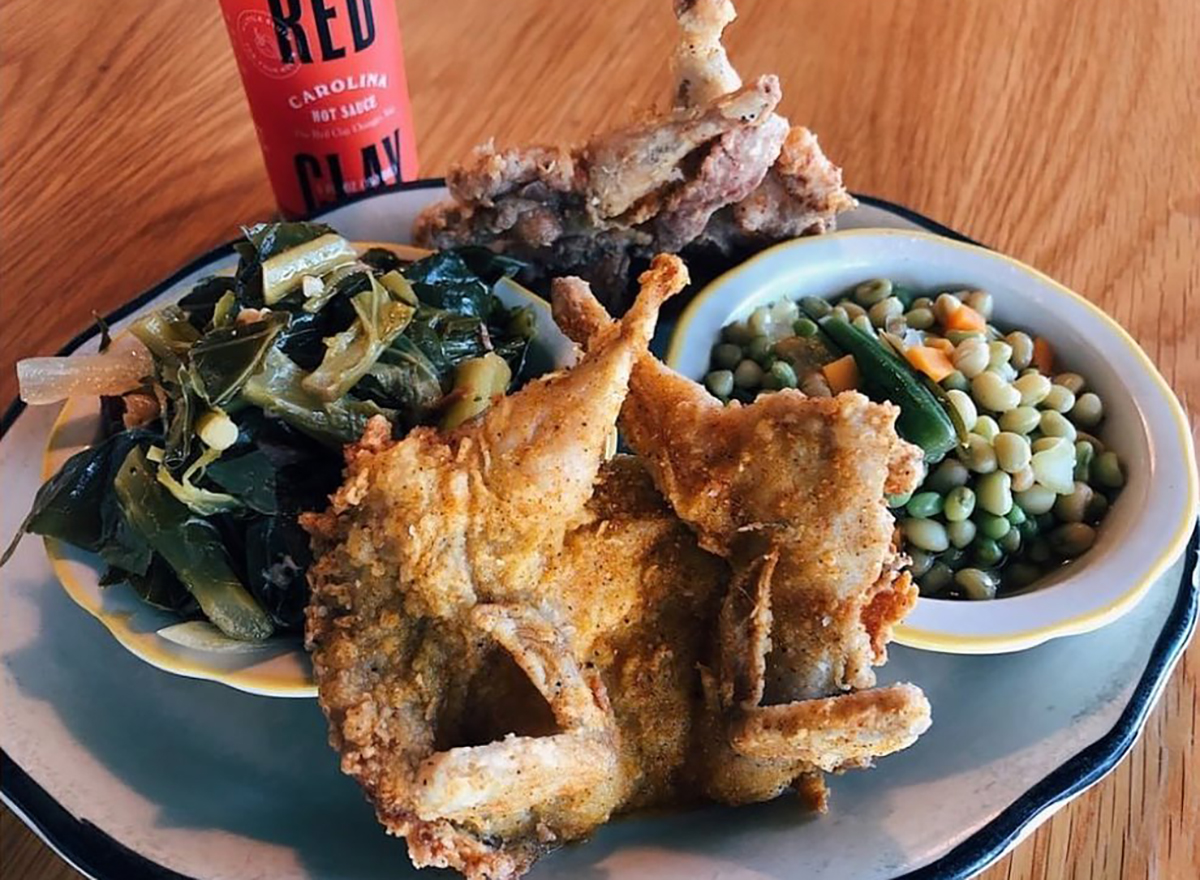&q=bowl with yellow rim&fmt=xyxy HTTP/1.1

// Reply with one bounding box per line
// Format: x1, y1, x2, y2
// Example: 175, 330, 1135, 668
666, 229, 1198, 654
41, 242, 577, 698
